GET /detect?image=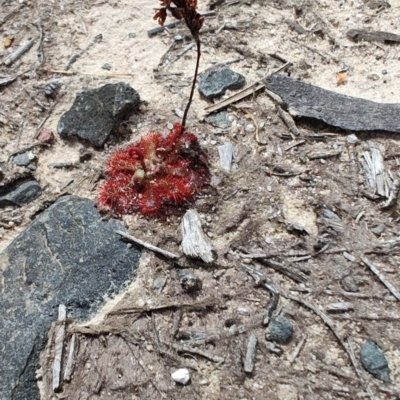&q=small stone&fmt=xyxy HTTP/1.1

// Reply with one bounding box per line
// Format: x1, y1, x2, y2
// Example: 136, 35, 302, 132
341, 275, 360, 292
198, 66, 245, 99
360, 339, 390, 382
205, 111, 231, 129
171, 368, 191, 385
346, 134, 358, 144
382, 69, 388, 75
265, 315, 293, 344
37, 128, 54, 143
245, 123, 255, 133
174, 35, 183, 41
12, 151, 36, 166
43, 81, 60, 98
371, 224, 385, 236
128, 32, 137, 38
176, 269, 202, 292
0, 180, 42, 207
3, 36, 14, 48
102, 63, 112, 71
153, 276, 167, 294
